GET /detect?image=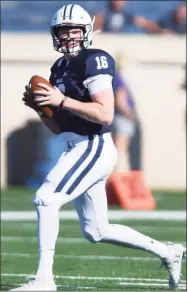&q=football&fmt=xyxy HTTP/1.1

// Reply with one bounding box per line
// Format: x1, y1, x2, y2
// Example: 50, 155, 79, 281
29, 75, 54, 118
